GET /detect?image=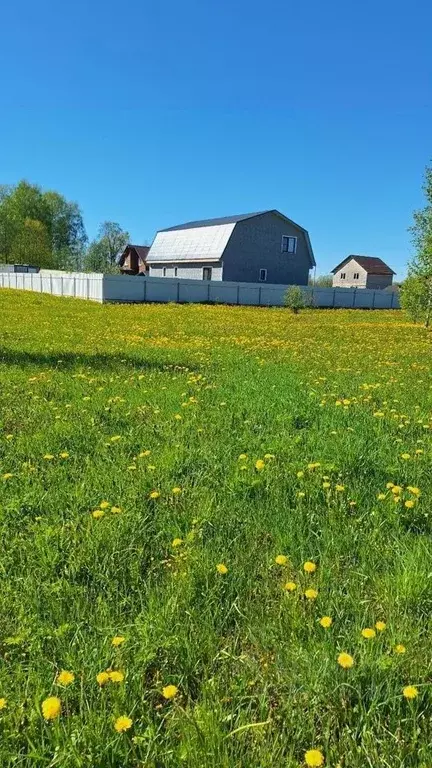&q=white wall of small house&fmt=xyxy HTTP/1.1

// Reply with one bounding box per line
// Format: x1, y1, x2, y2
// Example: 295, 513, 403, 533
332, 260, 368, 288
149, 263, 223, 281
